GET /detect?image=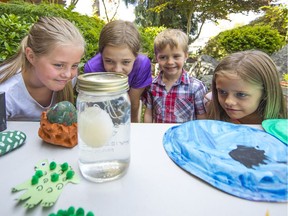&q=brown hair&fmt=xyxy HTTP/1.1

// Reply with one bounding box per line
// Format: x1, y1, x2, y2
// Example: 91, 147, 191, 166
98, 20, 141, 57
154, 29, 188, 55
